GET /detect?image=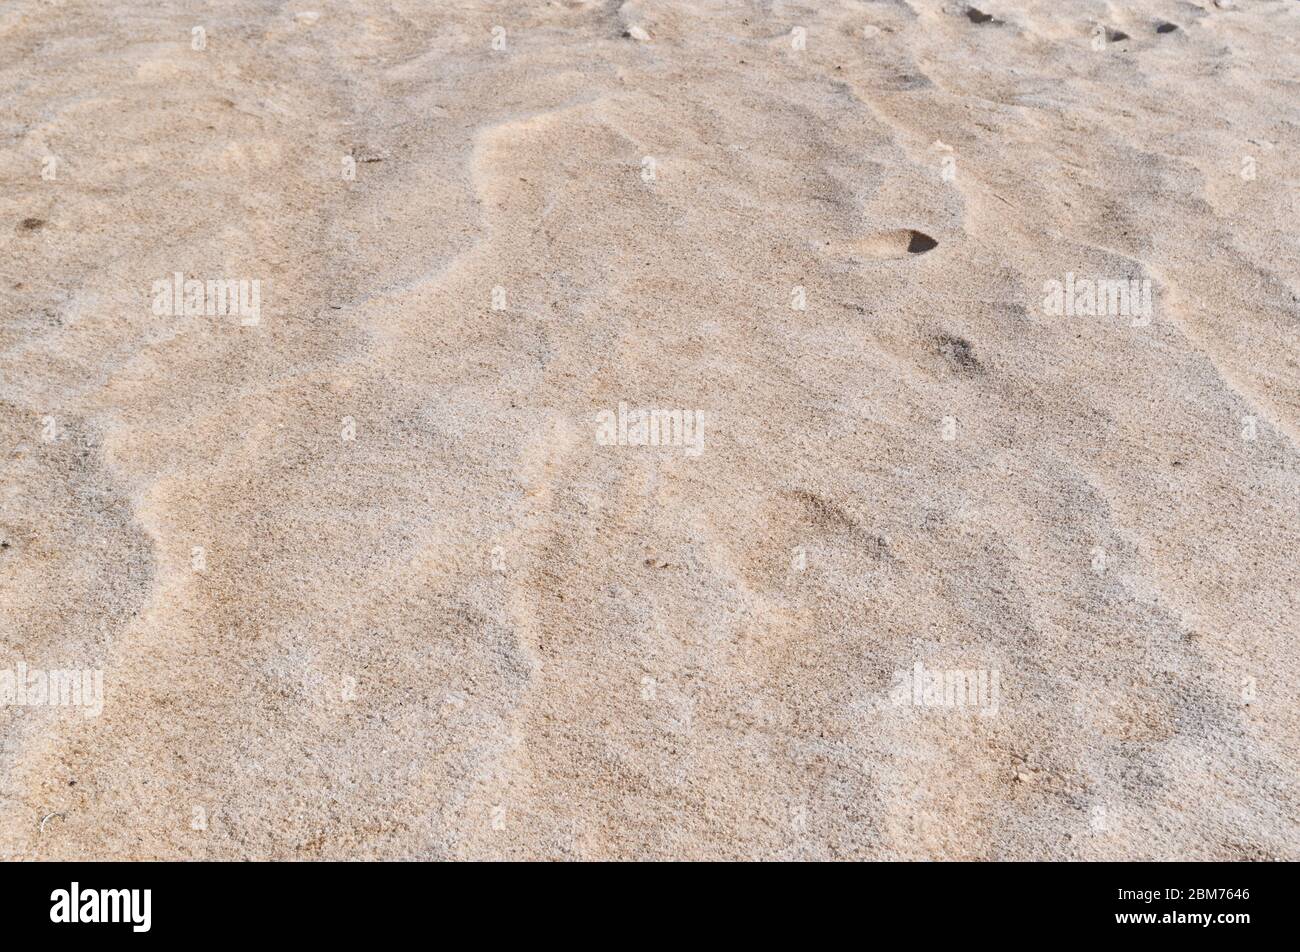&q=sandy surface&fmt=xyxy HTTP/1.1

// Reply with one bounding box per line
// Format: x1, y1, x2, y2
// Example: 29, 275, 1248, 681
1, 0, 1298, 860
